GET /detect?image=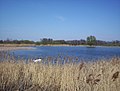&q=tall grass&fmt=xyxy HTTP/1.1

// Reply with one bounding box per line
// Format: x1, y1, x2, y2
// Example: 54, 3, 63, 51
0, 52, 120, 91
